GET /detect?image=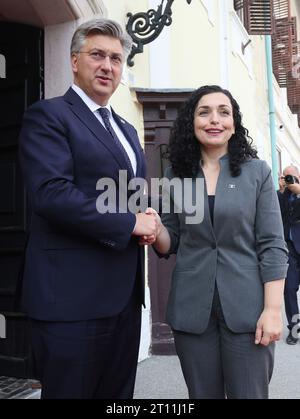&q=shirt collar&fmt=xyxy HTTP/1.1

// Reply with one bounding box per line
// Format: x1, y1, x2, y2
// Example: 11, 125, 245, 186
71, 84, 111, 114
